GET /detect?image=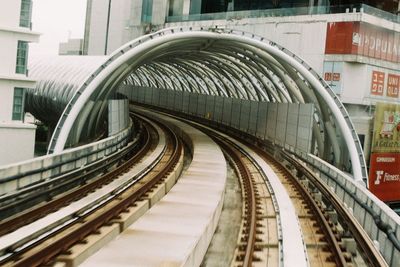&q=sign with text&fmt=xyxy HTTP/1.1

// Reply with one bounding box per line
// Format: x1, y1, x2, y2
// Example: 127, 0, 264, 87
369, 102, 400, 202
387, 74, 400, 98
326, 21, 400, 63
369, 153, 400, 202
371, 71, 385, 96
323, 61, 343, 94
